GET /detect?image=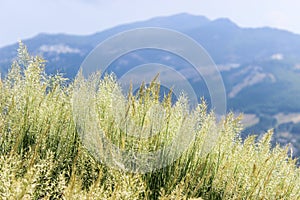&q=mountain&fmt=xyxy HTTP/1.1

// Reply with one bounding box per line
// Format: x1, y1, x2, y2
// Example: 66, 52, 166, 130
1, 13, 300, 158
2, 13, 300, 77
